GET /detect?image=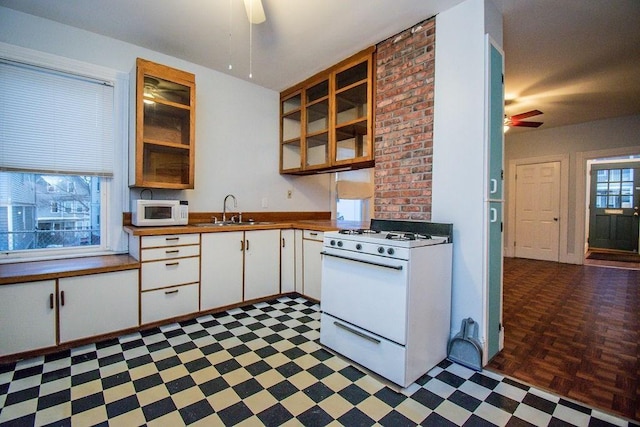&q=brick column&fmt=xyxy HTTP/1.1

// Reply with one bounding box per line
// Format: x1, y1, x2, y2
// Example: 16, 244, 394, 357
374, 18, 436, 220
